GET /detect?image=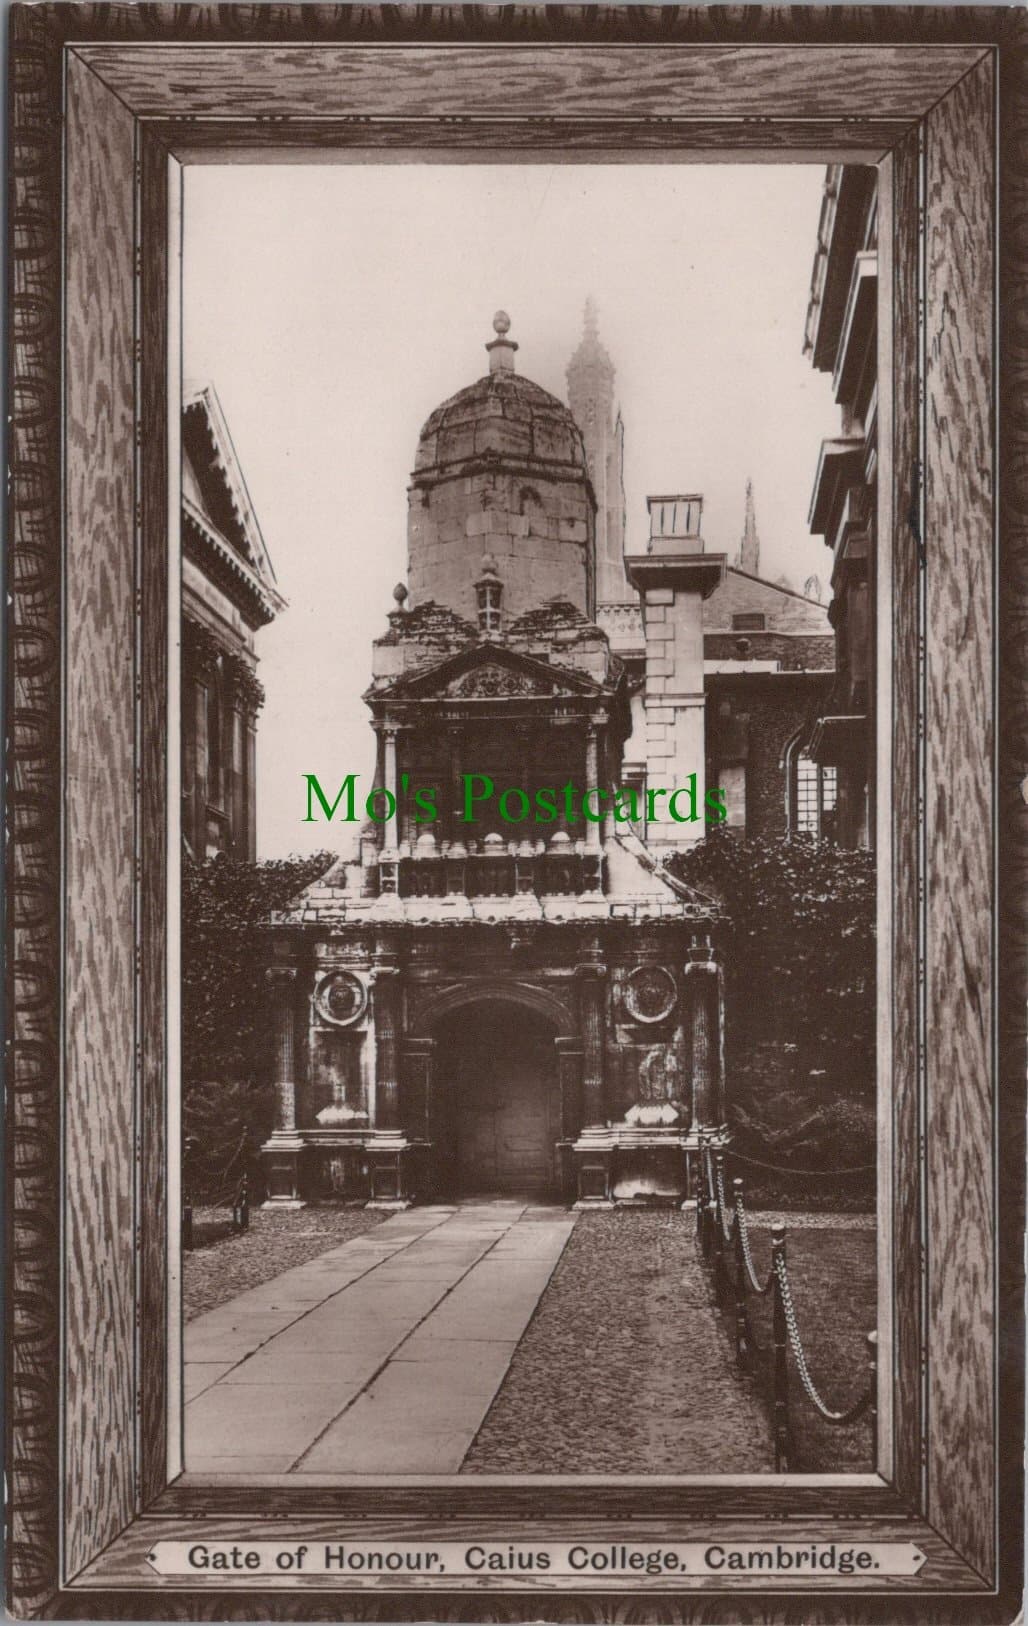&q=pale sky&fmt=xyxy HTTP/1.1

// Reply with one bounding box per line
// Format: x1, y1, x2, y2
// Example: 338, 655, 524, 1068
183, 164, 838, 859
